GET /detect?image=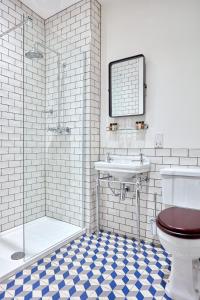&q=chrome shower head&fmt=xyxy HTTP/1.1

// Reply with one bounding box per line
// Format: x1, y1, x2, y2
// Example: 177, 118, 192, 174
25, 47, 43, 59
